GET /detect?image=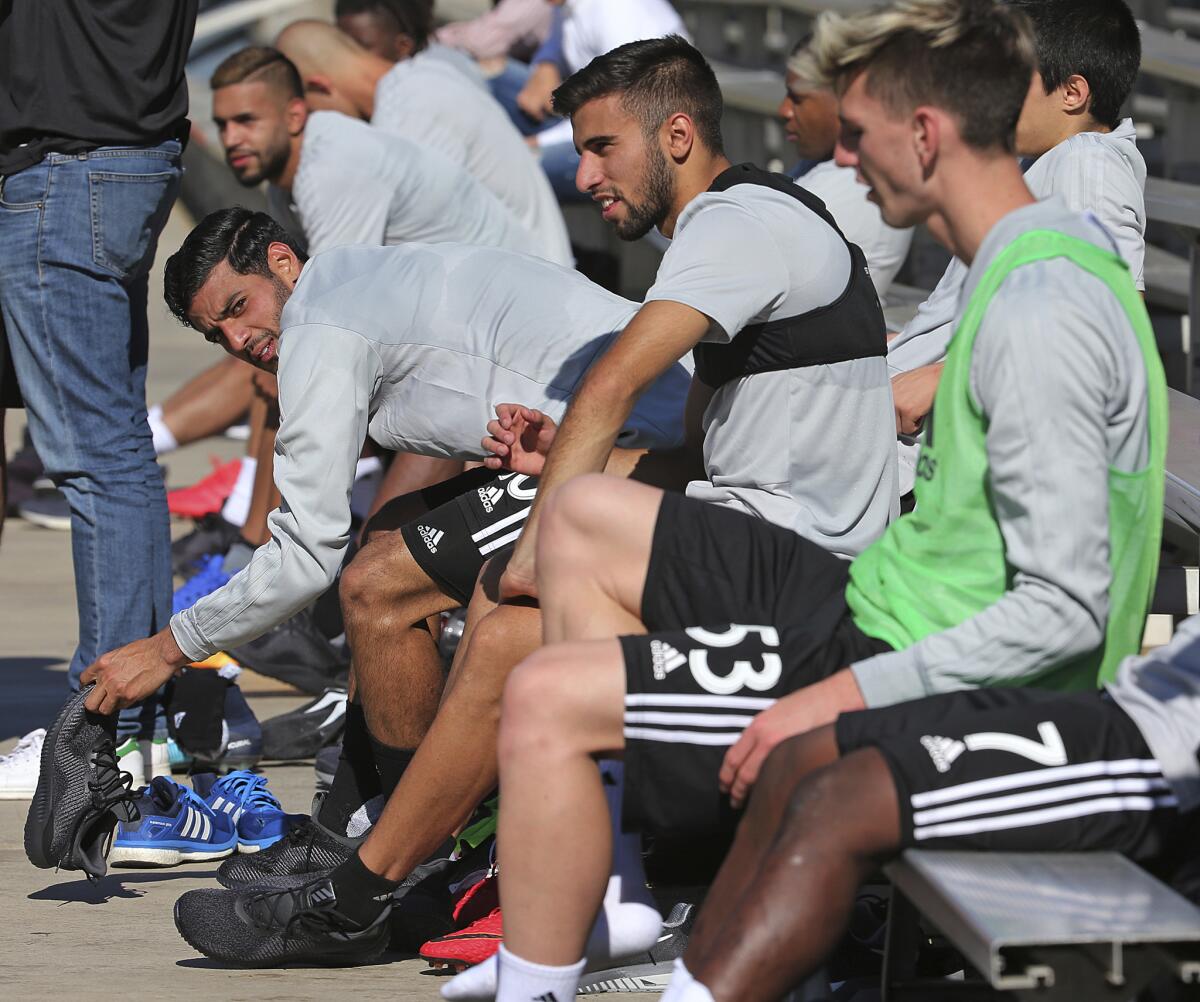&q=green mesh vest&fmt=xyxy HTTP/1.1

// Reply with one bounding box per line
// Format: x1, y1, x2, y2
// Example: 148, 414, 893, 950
847, 229, 1167, 688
